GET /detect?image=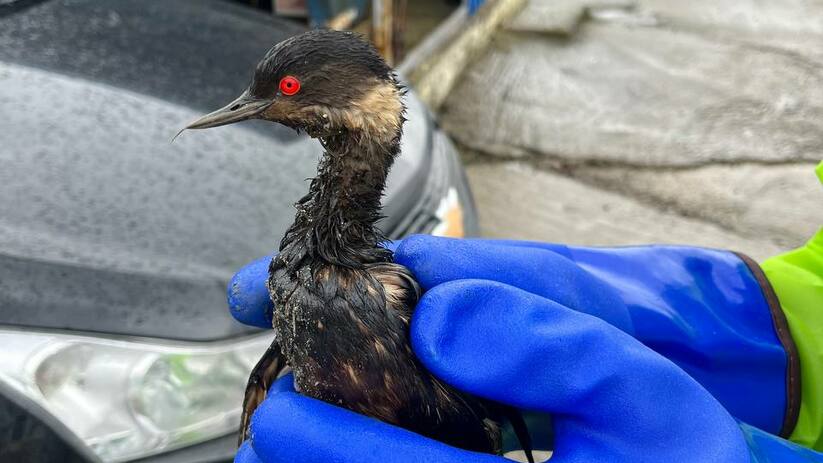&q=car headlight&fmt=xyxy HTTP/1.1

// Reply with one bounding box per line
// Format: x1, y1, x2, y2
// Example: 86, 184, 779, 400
0, 328, 272, 462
